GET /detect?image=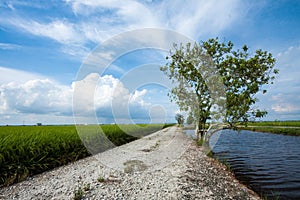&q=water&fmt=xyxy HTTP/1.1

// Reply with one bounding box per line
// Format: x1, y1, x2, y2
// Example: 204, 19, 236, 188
185, 129, 300, 199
